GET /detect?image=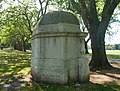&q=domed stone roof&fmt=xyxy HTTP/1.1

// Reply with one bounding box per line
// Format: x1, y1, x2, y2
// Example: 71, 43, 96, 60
38, 11, 79, 25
